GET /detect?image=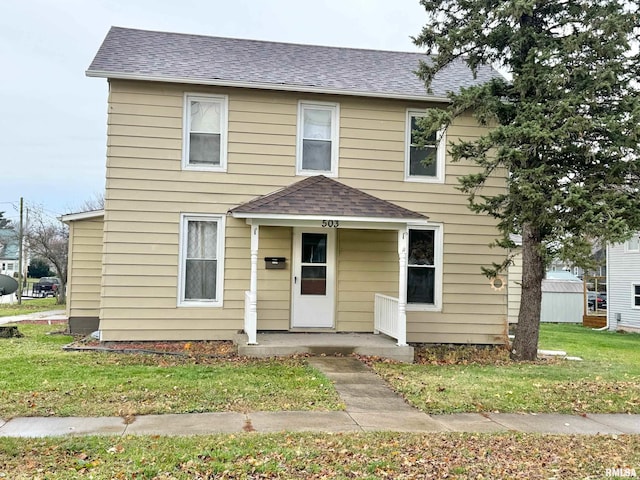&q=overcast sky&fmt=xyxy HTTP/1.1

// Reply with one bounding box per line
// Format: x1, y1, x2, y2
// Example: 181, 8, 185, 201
0, 0, 428, 222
